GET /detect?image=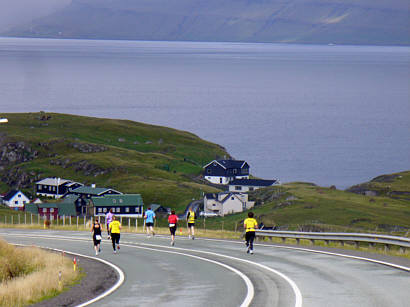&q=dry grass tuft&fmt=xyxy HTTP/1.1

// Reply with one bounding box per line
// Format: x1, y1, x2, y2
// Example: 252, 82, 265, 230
0, 238, 79, 307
